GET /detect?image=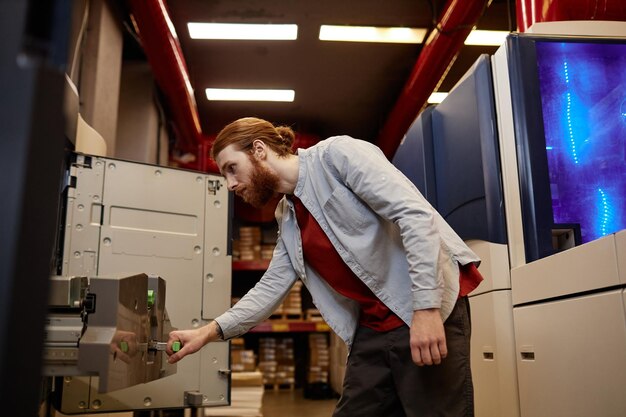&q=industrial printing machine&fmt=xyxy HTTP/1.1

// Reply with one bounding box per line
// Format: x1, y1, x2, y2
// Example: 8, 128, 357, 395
41, 153, 232, 414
